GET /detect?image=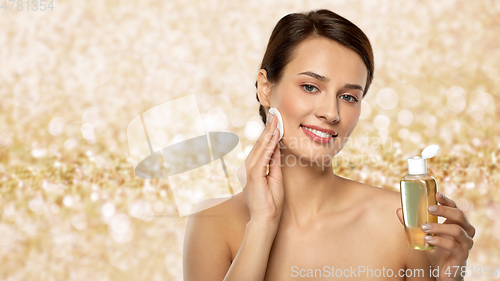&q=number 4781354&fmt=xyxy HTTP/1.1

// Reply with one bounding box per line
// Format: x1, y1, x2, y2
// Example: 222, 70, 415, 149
1, 0, 54, 11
